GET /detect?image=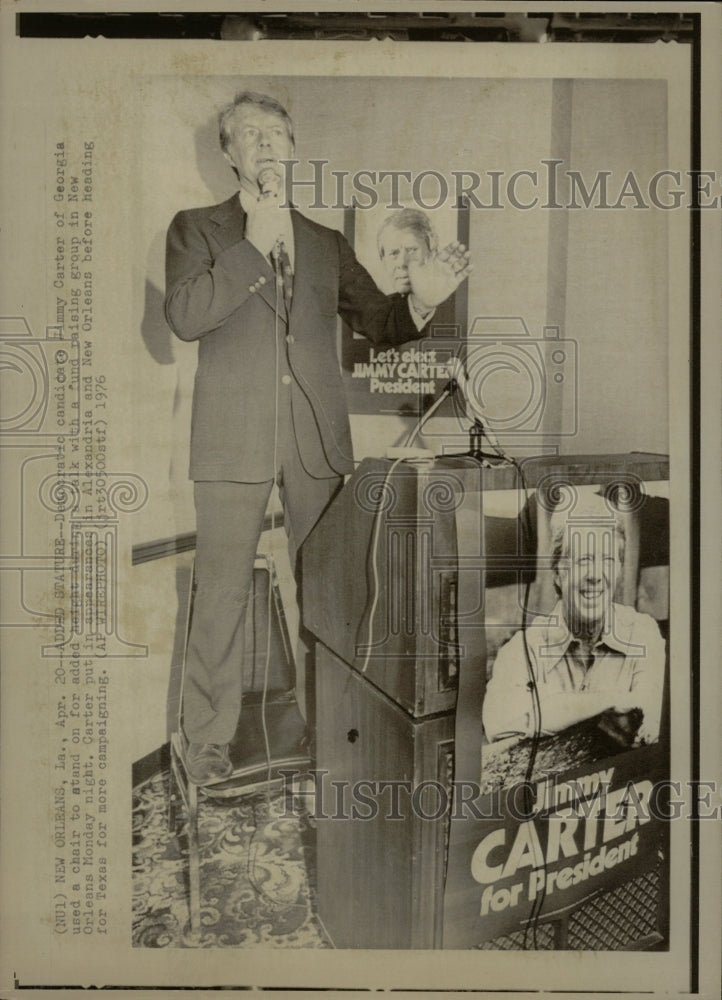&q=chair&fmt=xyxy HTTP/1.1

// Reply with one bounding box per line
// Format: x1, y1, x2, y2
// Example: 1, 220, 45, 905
168, 554, 312, 932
